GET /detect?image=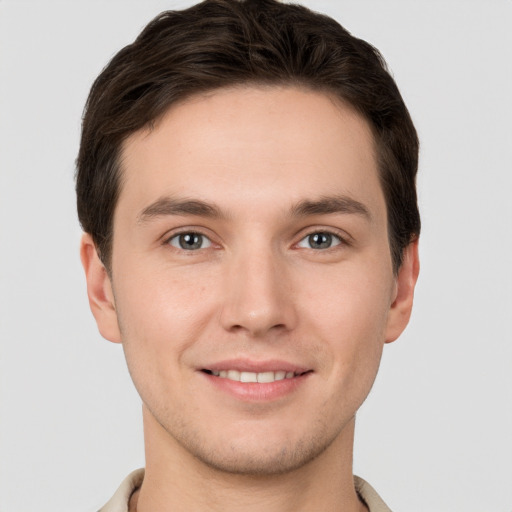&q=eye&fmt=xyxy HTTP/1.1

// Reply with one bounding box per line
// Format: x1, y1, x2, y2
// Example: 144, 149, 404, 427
168, 232, 212, 250
297, 231, 342, 250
